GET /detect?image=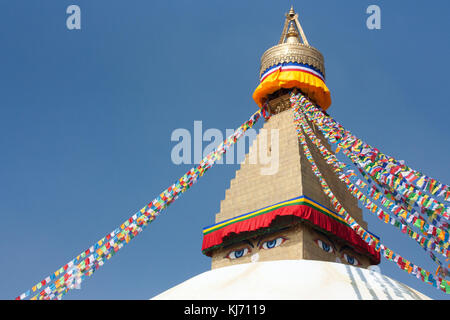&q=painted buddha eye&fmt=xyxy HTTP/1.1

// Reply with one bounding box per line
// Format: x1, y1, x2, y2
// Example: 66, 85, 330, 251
226, 247, 251, 260
260, 237, 286, 250
315, 239, 334, 253
343, 253, 360, 266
